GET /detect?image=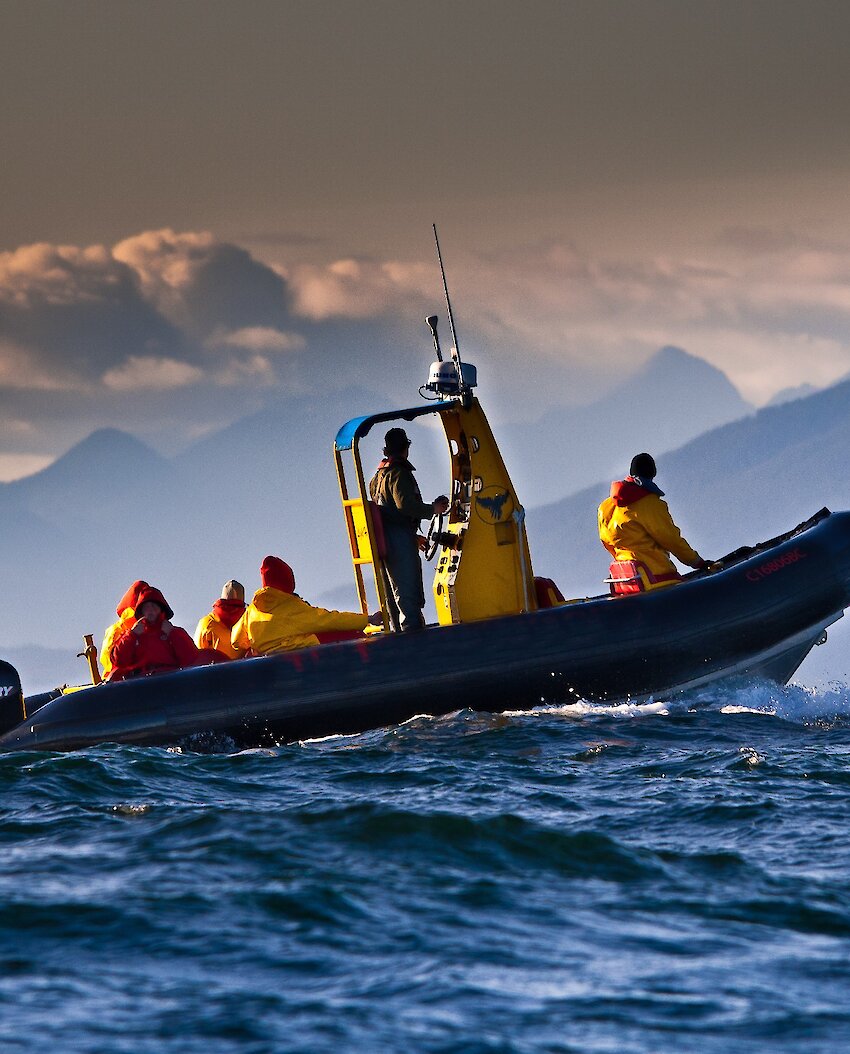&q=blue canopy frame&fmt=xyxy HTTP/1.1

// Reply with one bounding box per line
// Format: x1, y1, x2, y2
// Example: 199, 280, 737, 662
334, 402, 455, 452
